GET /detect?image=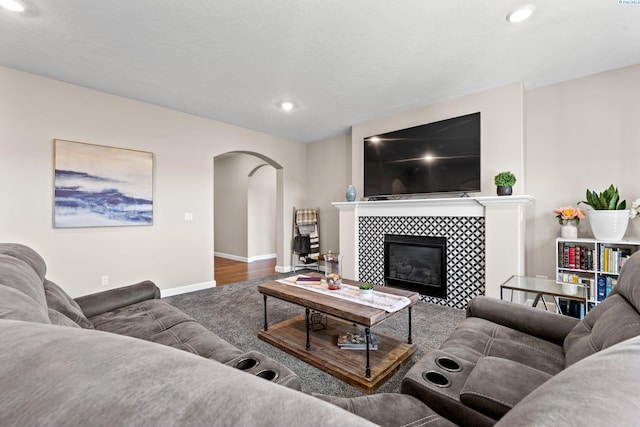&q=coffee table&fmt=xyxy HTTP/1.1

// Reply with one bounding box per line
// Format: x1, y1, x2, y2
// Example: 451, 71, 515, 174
258, 274, 419, 393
